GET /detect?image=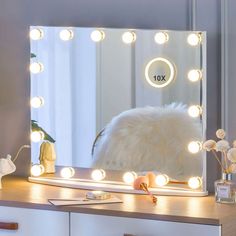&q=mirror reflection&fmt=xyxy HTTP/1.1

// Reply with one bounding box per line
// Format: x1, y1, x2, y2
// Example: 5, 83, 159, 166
30, 26, 206, 181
